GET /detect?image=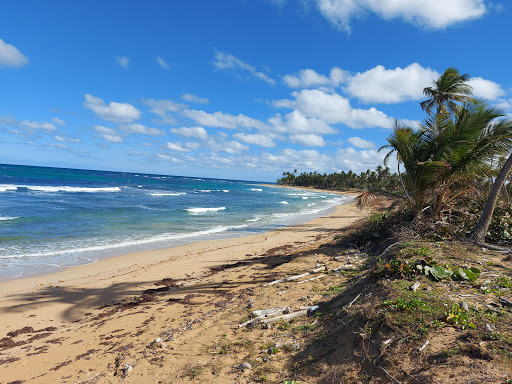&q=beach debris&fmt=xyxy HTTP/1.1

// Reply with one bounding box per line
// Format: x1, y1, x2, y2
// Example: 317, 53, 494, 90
264, 266, 326, 287
247, 298, 254, 308
154, 337, 162, 343
383, 338, 393, 346
251, 306, 289, 318
236, 362, 252, 370
499, 296, 512, 307
299, 305, 319, 316
297, 274, 326, 284
260, 310, 308, 324
410, 281, 421, 292
485, 323, 495, 332
418, 340, 430, 352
